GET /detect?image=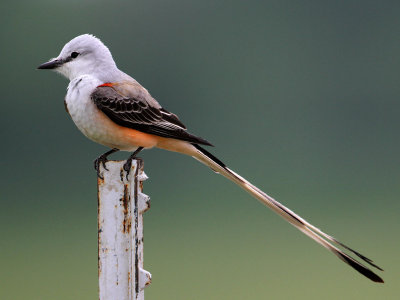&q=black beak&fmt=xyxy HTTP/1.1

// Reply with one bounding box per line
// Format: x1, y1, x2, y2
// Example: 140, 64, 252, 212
37, 59, 63, 70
